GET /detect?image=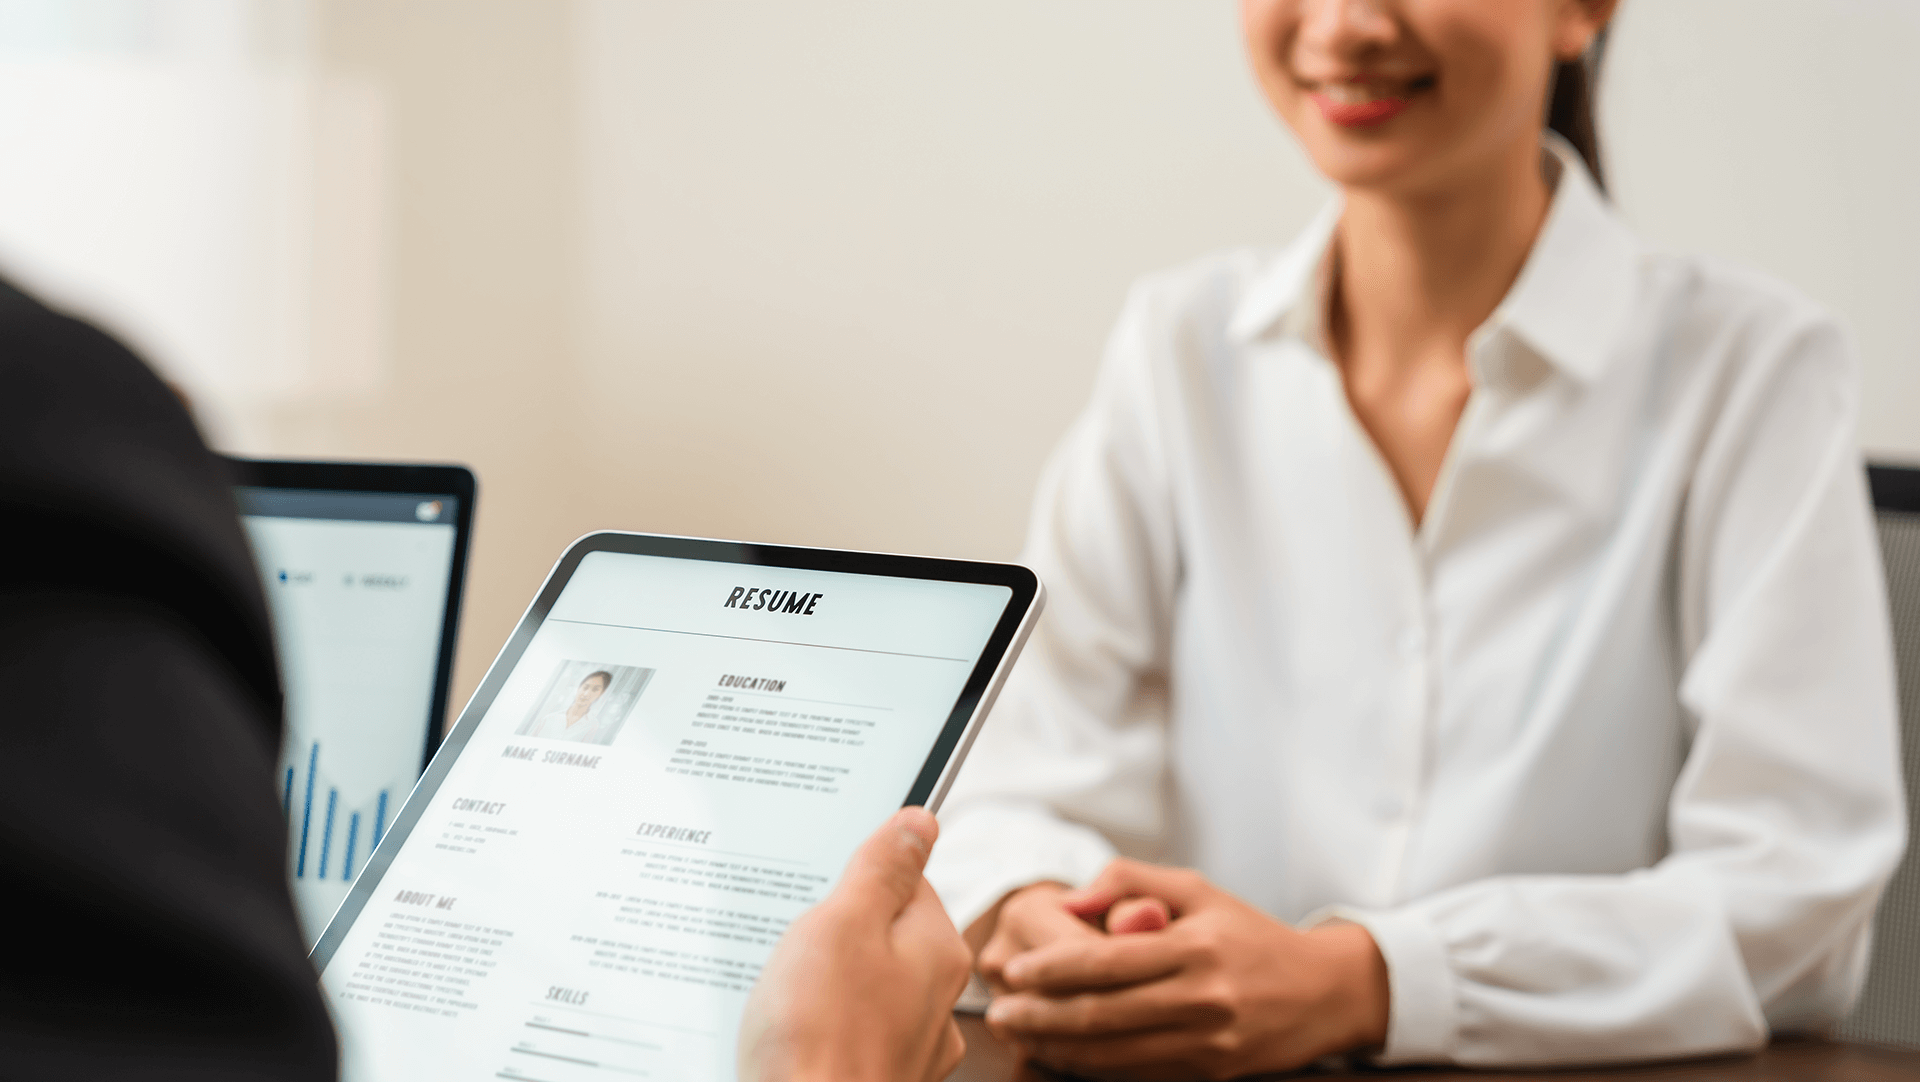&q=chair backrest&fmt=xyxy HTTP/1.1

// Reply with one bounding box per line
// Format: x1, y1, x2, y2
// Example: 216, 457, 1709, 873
1838, 464, 1920, 1048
